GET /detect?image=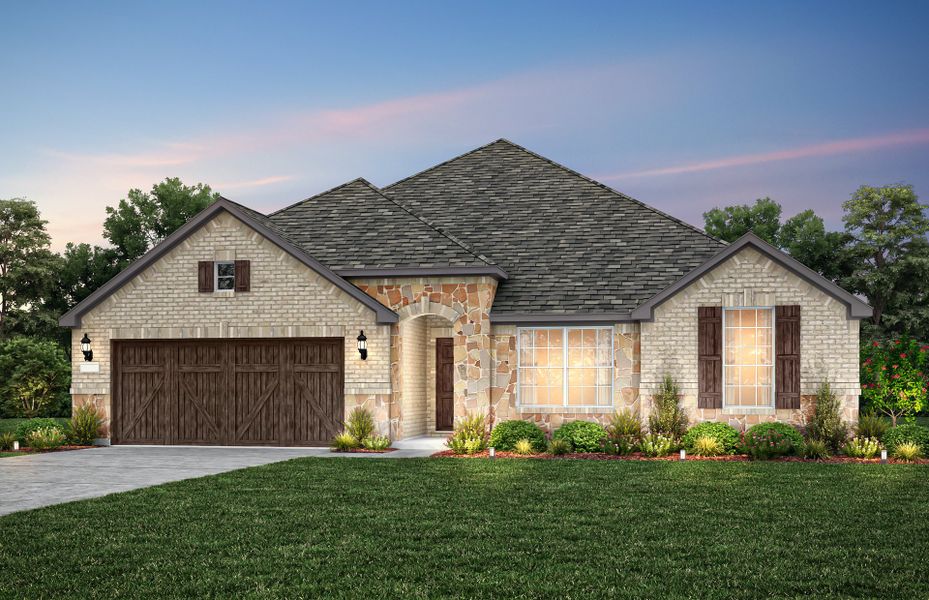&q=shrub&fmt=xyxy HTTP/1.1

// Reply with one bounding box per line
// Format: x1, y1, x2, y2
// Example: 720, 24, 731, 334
489, 420, 546, 452
361, 435, 391, 451
552, 420, 607, 453
893, 441, 923, 462
799, 438, 831, 460
344, 407, 376, 443
603, 436, 637, 456
842, 436, 881, 459
603, 410, 642, 455
0, 337, 71, 418
856, 411, 889, 441
806, 381, 848, 451
69, 403, 103, 445
639, 433, 674, 457
882, 424, 929, 455
513, 439, 534, 455
27, 426, 66, 450
648, 375, 687, 440
15, 417, 60, 442
860, 338, 929, 425
446, 413, 487, 455
742, 423, 803, 459
547, 438, 570, 455
682, 422, 740, 455
0, 432, 16, 450
331, 432, 360, 452
692, 435, 723, 457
